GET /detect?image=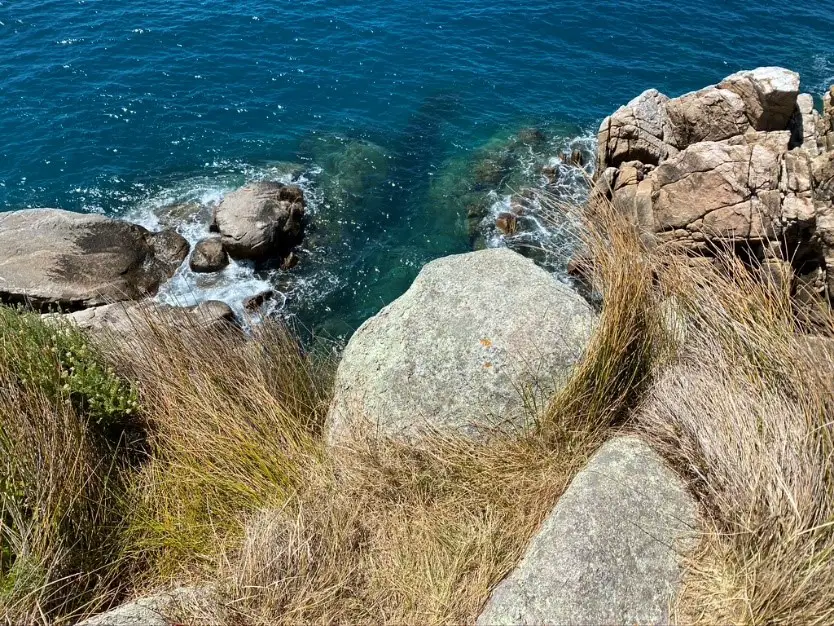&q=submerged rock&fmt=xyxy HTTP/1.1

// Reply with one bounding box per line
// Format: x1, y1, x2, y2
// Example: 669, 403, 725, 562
211, 181, 306, 263
0, 209, 188, 311
477, 436, 698, 626
326, 248, 596, 445
190, 237, 229, 273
